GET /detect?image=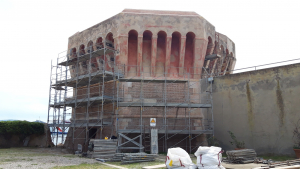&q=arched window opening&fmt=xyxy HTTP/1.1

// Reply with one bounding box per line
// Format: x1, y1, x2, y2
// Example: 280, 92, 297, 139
79, 44, 85, 56
127, 30, 138, 76
70, 48, 77, 58
204, 36, 214, 69
226, 52, 234, 74
87, 41, 94, 53
96, 37, 103, 49
105, 33, 114, 49
206, 36, 214, 56
221, 49, 230, 73
105, 32, 115, 70
155, 31, 167, 77
208, 40, 220, 73
215, 45, 224, 75
184, 32, 195, 75
170, 31, 181, 77
142, 30, 153, 76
